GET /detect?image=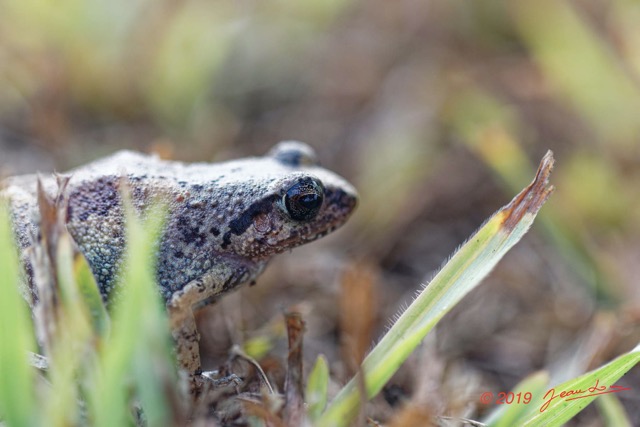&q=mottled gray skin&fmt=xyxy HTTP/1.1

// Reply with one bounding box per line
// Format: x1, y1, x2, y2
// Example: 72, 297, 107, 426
3, 141, 357, 378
